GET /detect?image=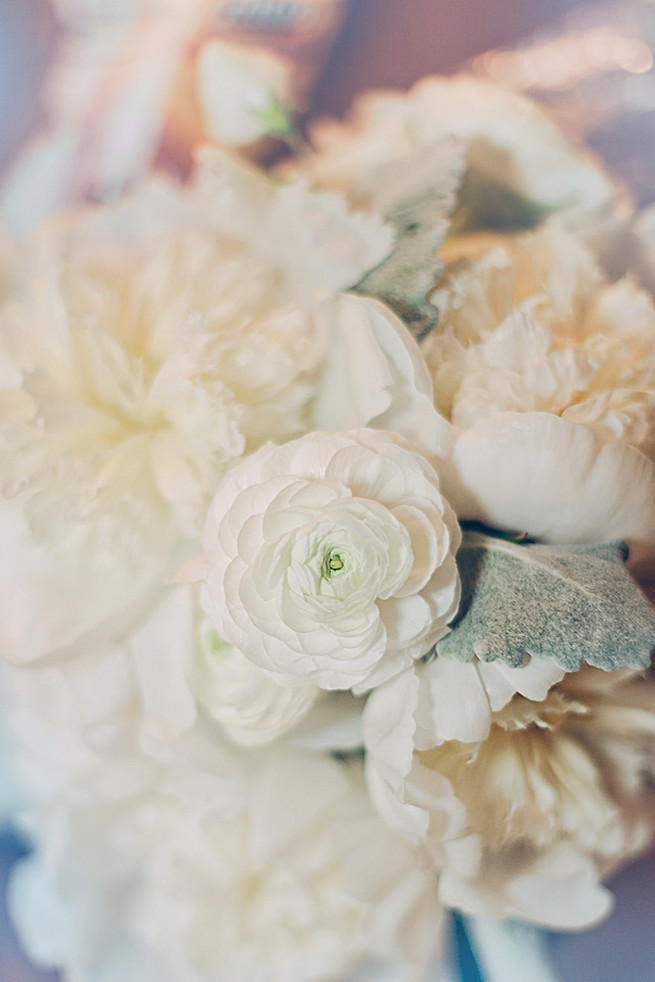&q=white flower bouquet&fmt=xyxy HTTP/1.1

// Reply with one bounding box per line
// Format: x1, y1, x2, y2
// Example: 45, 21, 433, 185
1, 30, 655, 982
